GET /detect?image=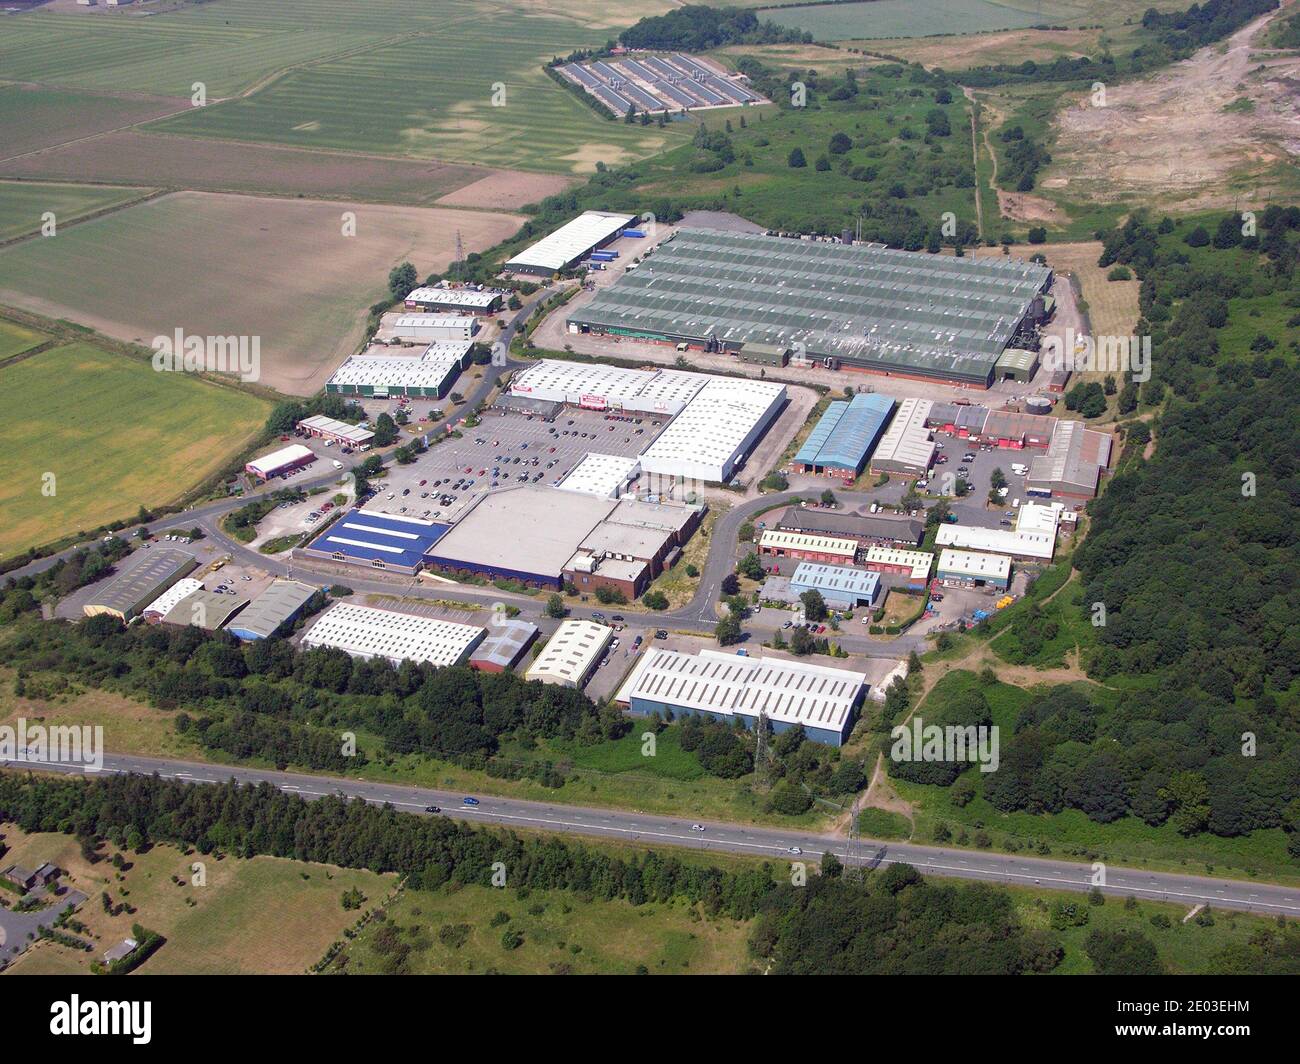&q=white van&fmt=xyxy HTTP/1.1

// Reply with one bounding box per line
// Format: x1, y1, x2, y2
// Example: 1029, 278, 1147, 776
1012, 497, 1021, 509
332, 459, 343, 469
